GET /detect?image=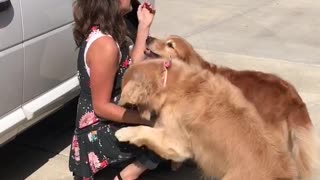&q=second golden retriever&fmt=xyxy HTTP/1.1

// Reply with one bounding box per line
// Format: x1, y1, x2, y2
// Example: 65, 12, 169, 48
115, 59, 297, 179
144, 35, 319, 179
